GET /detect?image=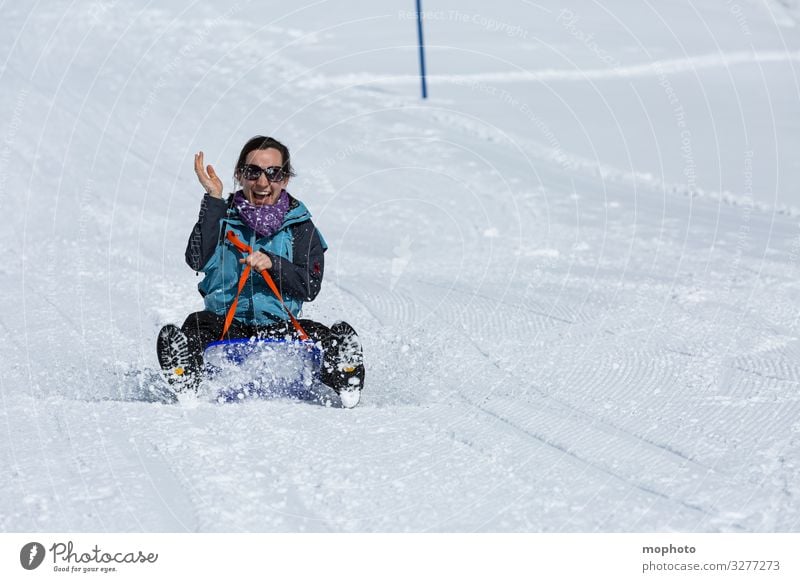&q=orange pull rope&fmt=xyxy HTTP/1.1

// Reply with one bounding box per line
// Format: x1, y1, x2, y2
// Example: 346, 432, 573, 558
219, 264, 251, 340
220, 230, 310, 341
